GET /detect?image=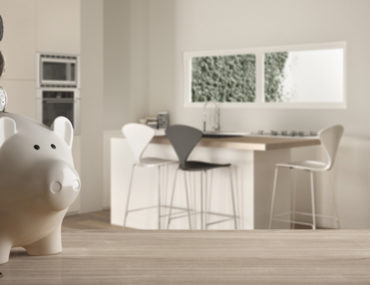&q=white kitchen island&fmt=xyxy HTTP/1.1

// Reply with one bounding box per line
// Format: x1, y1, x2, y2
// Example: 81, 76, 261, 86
109, 133, 320, 230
